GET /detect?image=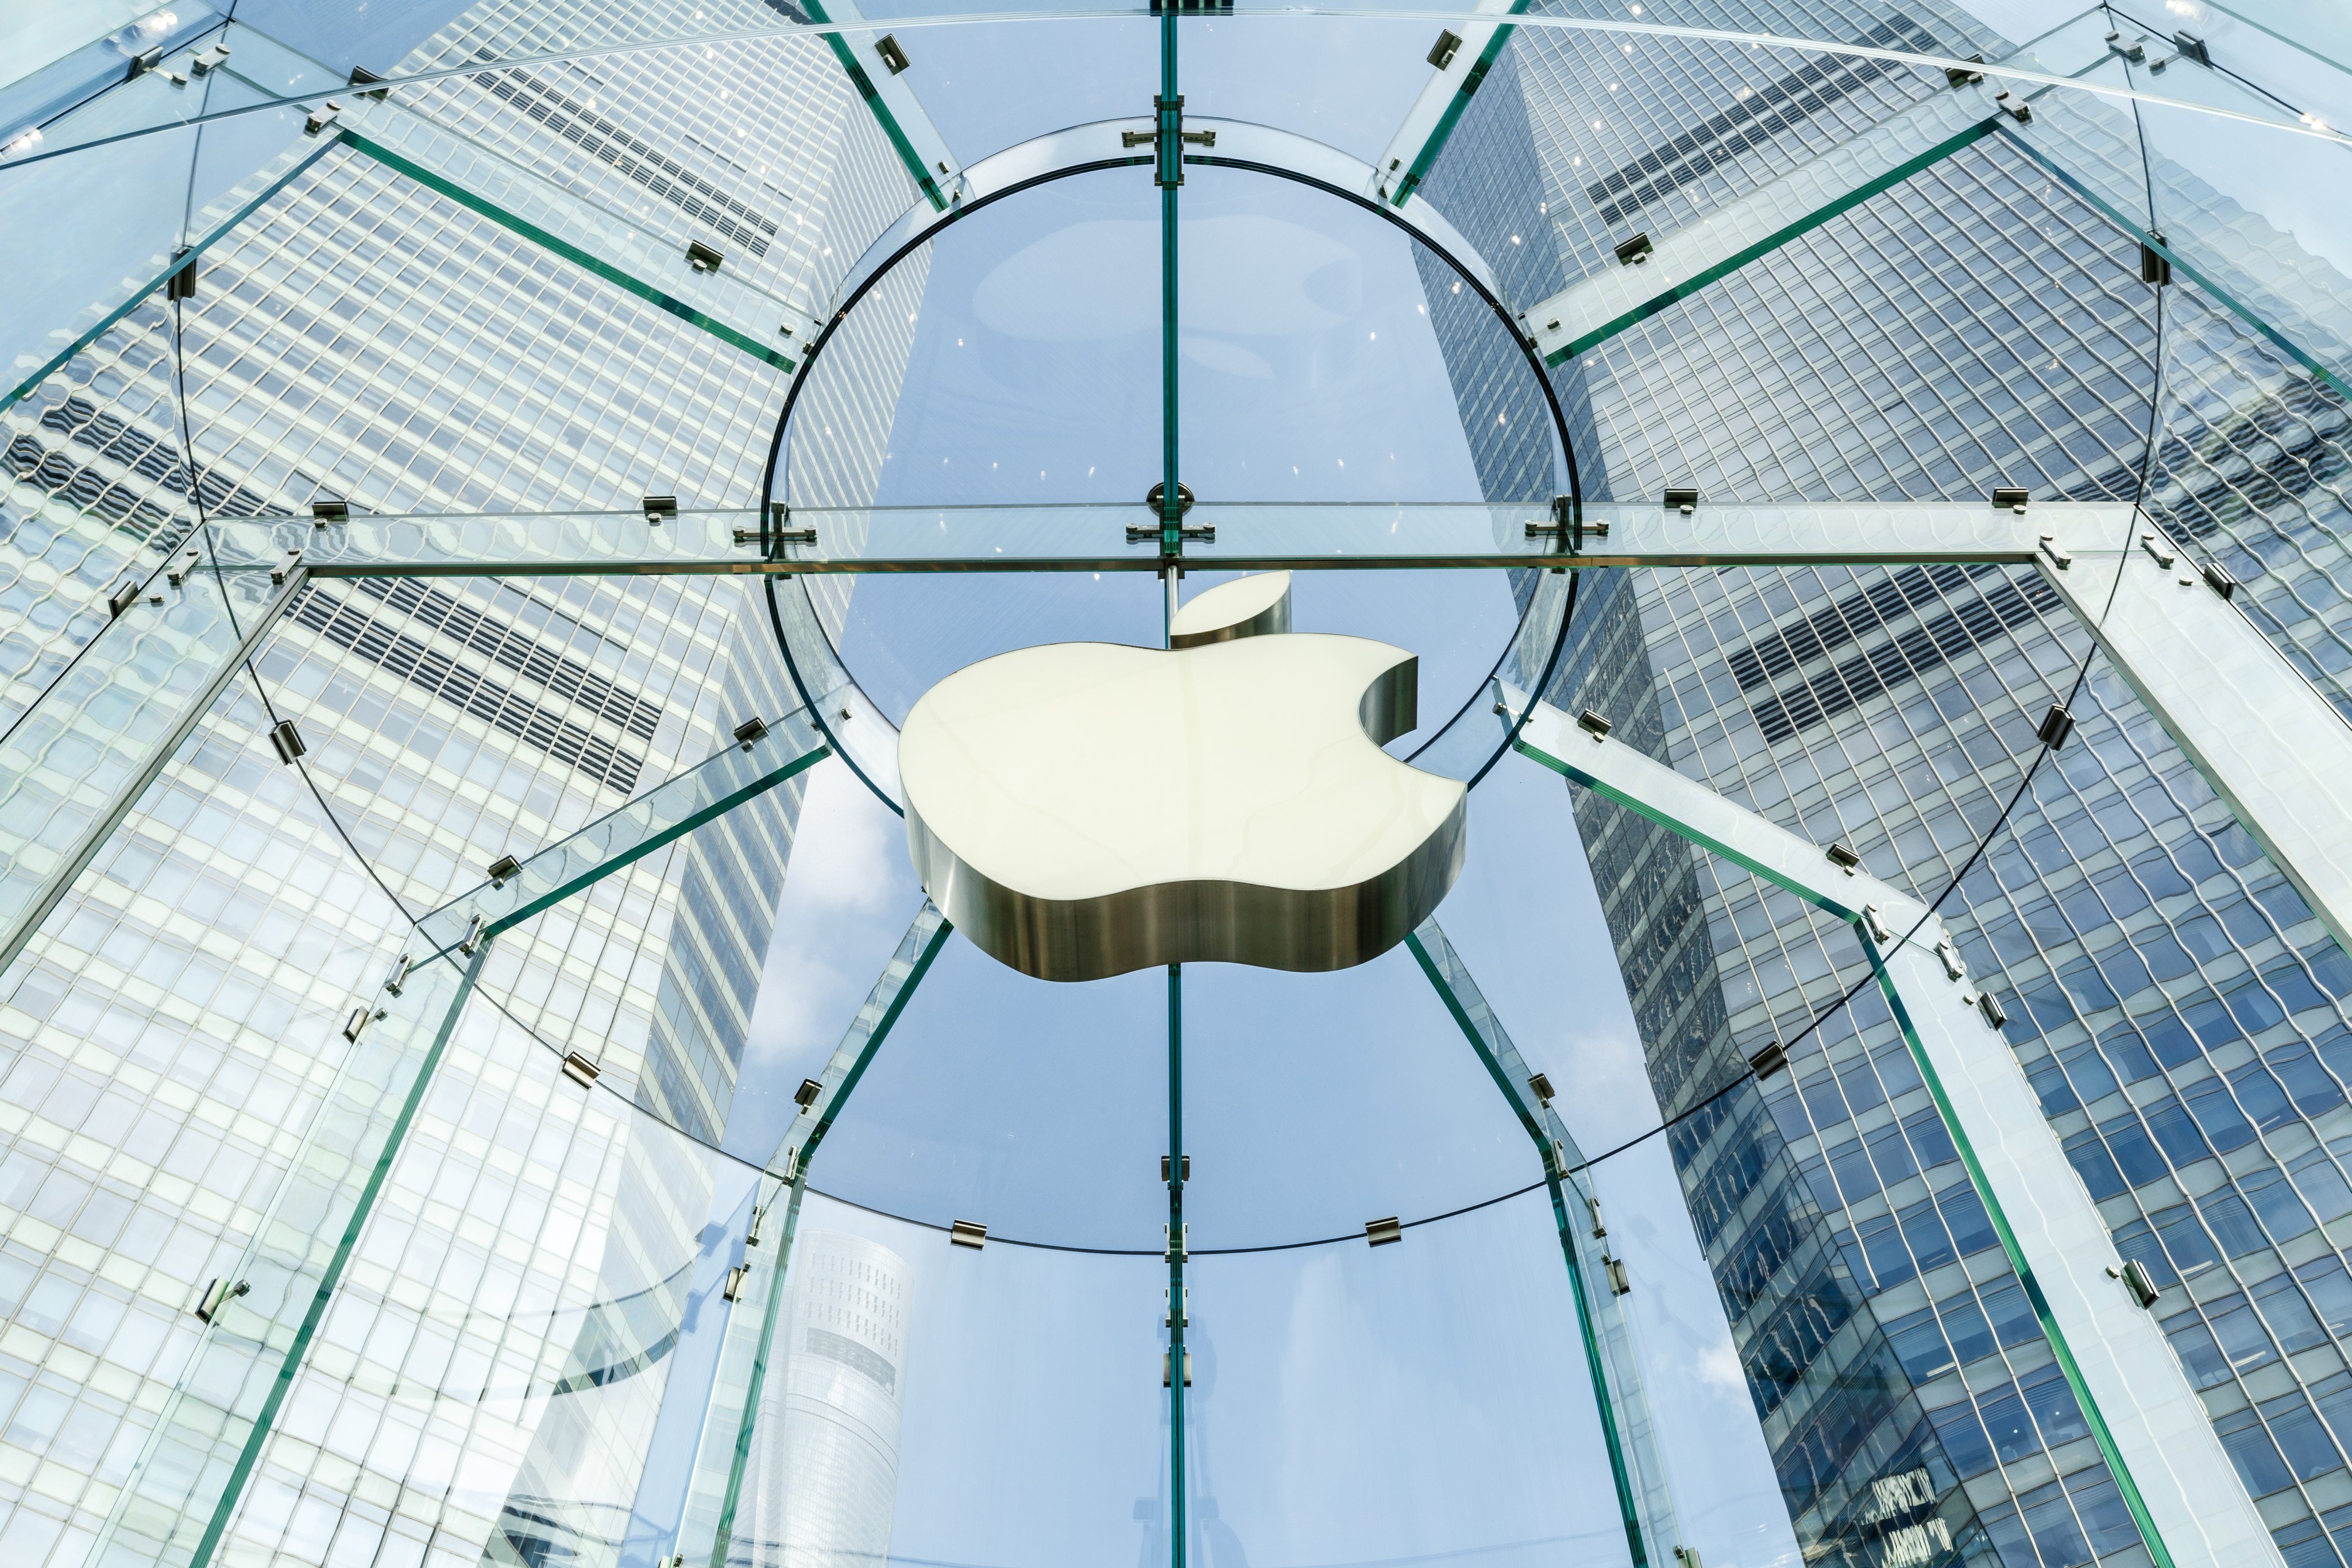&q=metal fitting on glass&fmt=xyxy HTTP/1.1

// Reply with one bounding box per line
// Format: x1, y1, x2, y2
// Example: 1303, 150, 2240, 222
685, 240, 724, 273
562, 1052, 600, 1088
1161, 1154, 1190, 1183
1427, 30, 1462, 68
194, 1277, 249, 1323
268, 719, 306, 765
311, 499, 350, 524
1748, 1040, 1789, 1079
1613, 233, 1653, 267
642, 493, 679, 523
733, 716, 768, 749
1824, 842, 1861, 873
2037, 704, 2076, 750
167, 549, 202, 588
486, 854, 521, 887
951, 1219, 988, 1250
1365, 1216, 1403, 1248
270, 550, 302, 585
723, 1264, 747, 1301
1663, 485, 1697, 515
794, 1077, 822, 1111
874, 34, 910, 75
1527, 1071, 1555, 1105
